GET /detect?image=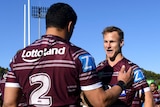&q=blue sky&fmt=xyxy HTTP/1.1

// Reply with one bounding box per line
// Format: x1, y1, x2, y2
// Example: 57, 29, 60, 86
0, 0, 160, 74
